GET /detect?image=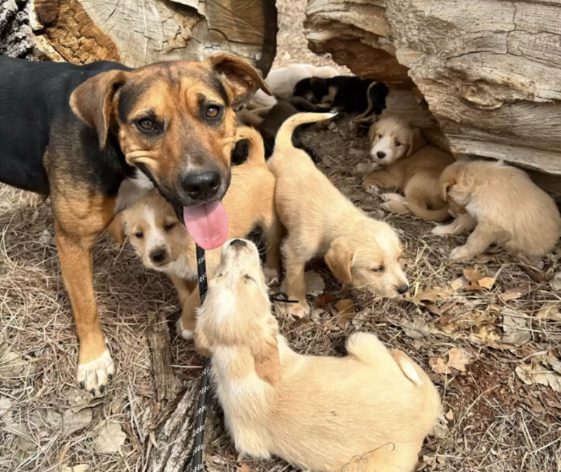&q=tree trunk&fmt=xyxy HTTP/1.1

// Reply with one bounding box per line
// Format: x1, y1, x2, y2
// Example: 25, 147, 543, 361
305, 0, 561, 178
1, 0, 277, 75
